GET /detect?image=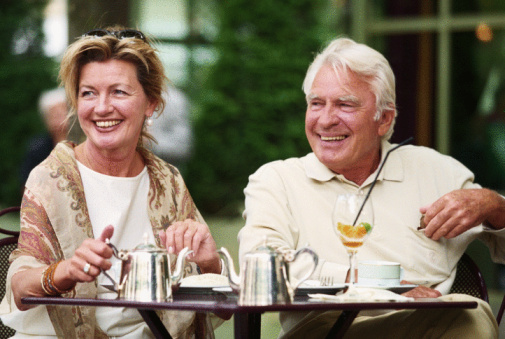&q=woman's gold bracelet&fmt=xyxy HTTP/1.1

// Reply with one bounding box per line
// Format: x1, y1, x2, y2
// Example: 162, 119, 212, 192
40, 261, 74, 296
